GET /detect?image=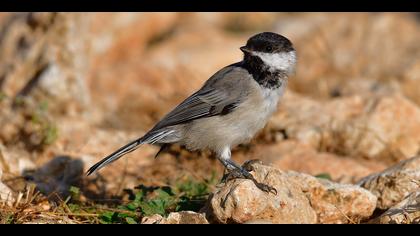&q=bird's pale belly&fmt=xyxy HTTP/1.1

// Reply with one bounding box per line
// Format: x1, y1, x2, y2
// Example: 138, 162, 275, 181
181, 87, 283, 152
